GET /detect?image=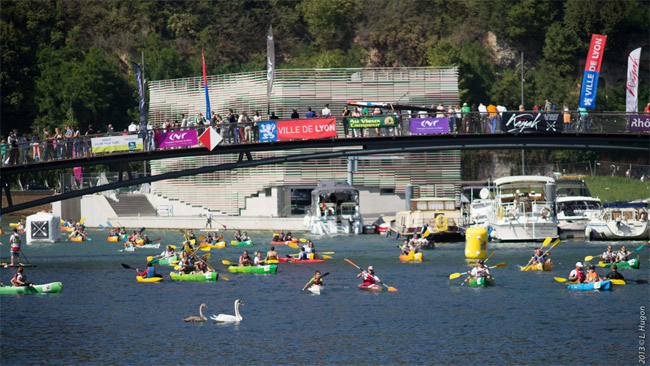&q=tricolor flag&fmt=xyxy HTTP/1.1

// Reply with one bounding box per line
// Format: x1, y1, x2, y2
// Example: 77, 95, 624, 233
199, 126, 222, 151
202, 49, 211, 119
